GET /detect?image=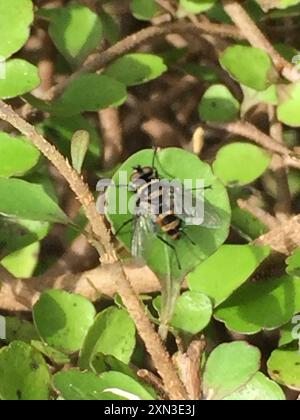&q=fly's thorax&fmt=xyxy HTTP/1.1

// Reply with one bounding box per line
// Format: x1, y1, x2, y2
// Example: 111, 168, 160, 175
129, 166, 158, 191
